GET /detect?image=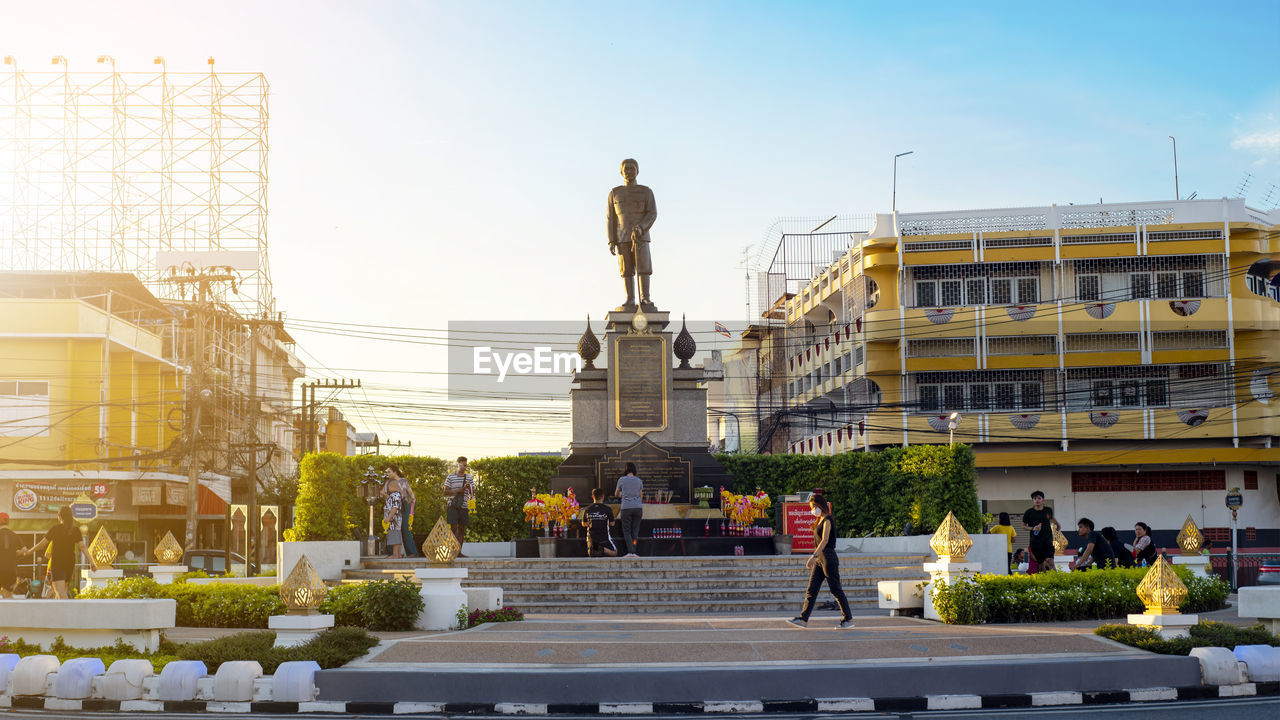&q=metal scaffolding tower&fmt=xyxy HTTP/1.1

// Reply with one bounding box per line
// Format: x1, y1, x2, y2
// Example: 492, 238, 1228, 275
0, 57, 271, 315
